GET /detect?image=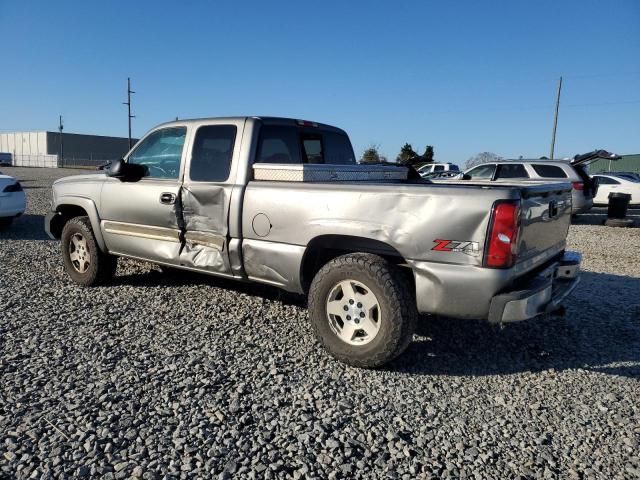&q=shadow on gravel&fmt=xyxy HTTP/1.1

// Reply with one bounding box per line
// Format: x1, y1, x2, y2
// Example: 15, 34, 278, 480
573, 206, 640, 226
393, 271, 640, 379
112, 269, 307, 308
0, 214, 50, 241
112, 267, 639, 379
